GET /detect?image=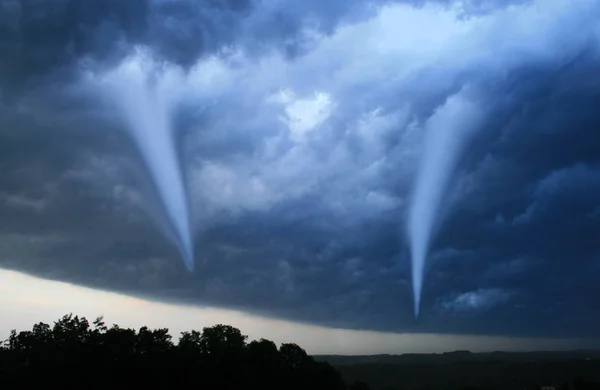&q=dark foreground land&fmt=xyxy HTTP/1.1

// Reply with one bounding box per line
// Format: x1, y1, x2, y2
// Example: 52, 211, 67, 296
1, 314, 600, 390
0, 313, 345, 389
318, 351, 600, 390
